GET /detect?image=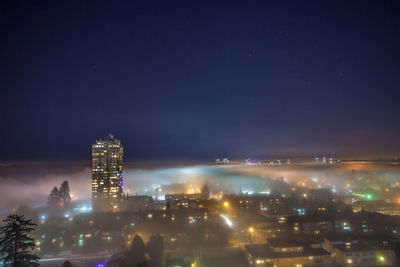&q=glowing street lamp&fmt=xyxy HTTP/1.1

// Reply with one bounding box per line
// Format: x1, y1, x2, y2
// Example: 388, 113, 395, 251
248, 227, 255, 244
223, 201, 229, 208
